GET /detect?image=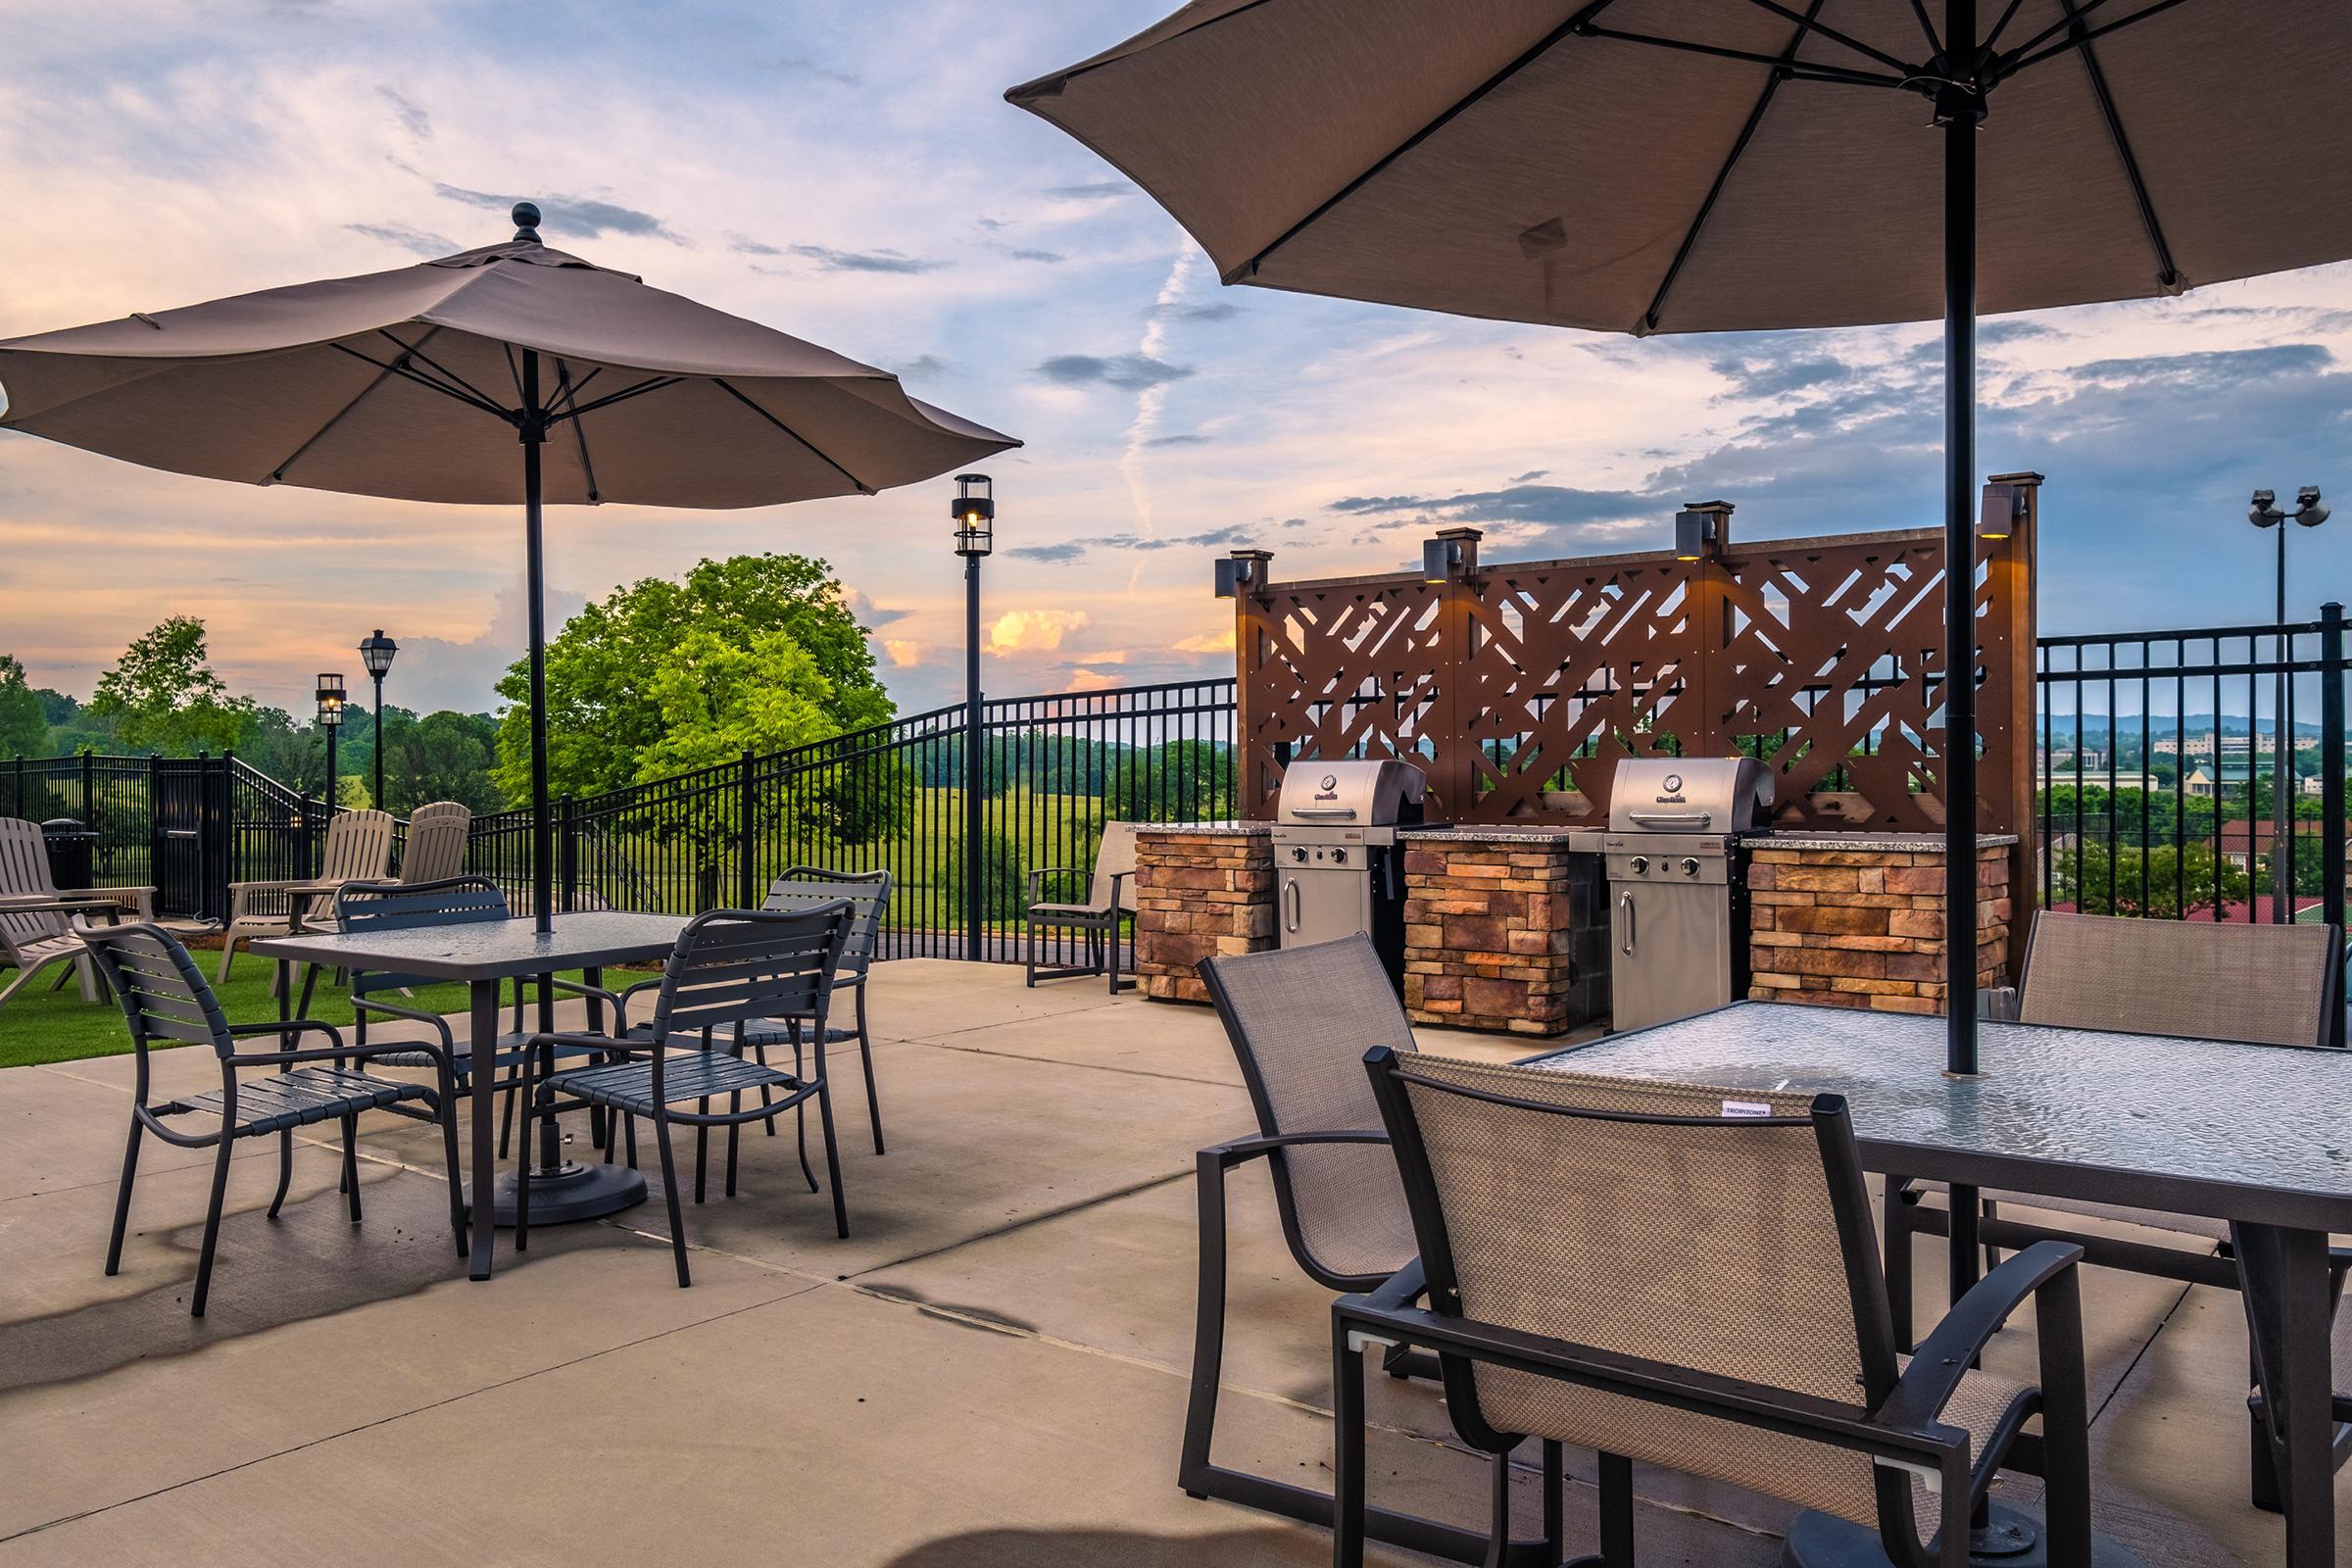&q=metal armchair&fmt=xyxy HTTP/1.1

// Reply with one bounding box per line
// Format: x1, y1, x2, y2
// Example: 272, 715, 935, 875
516, 903, 857, 1286
1346, 1051, 2093, 1568
77, 922, 466, 1317
1024, 821, 1137, 993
